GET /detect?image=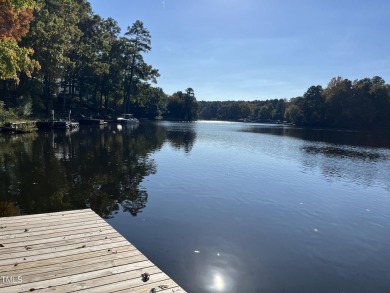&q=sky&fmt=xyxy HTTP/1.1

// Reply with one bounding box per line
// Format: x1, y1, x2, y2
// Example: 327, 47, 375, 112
88, 0, 390, 101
